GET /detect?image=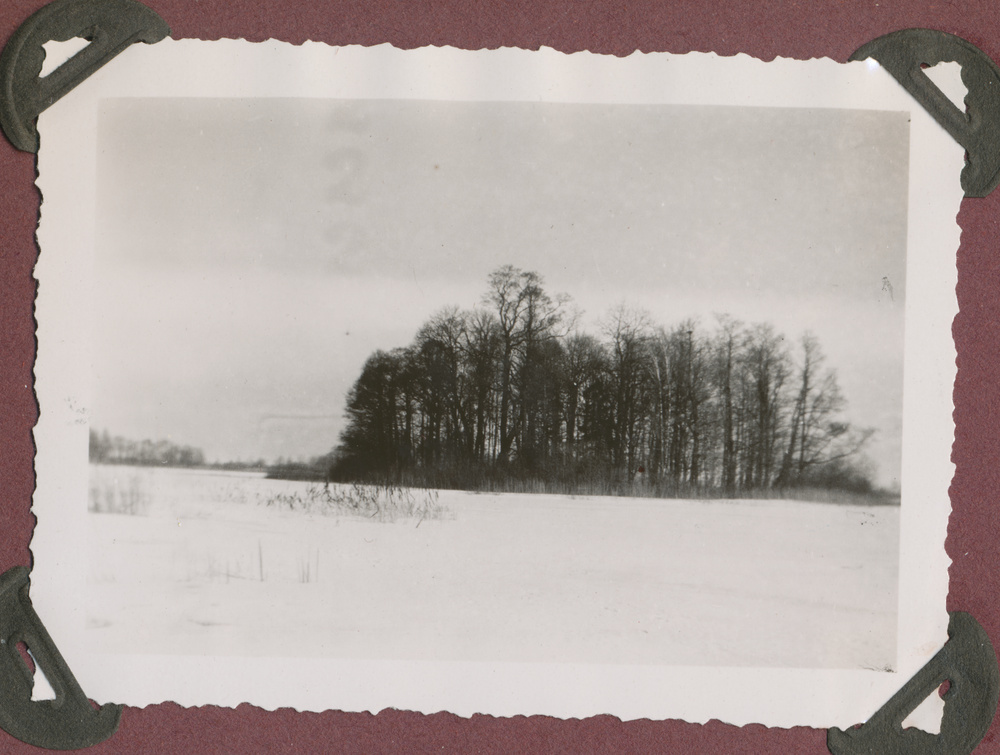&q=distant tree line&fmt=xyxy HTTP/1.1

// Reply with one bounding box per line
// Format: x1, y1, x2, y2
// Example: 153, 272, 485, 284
89, 429, 206, 468
88, 429, 323, 477
89, 428, 331, 479
330, 265, 878, 497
